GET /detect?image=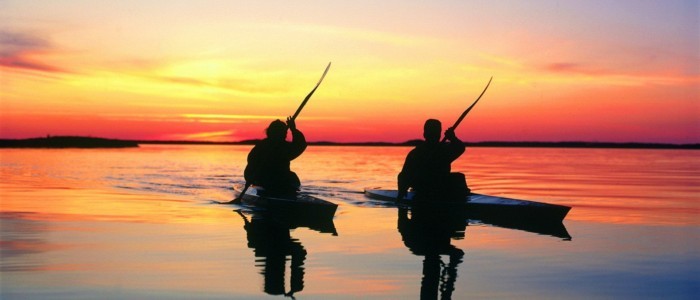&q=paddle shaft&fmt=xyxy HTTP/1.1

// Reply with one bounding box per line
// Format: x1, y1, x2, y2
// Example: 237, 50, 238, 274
441, 76, 493, 143
290, 62, 332, 121
234, 182, 251, 201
